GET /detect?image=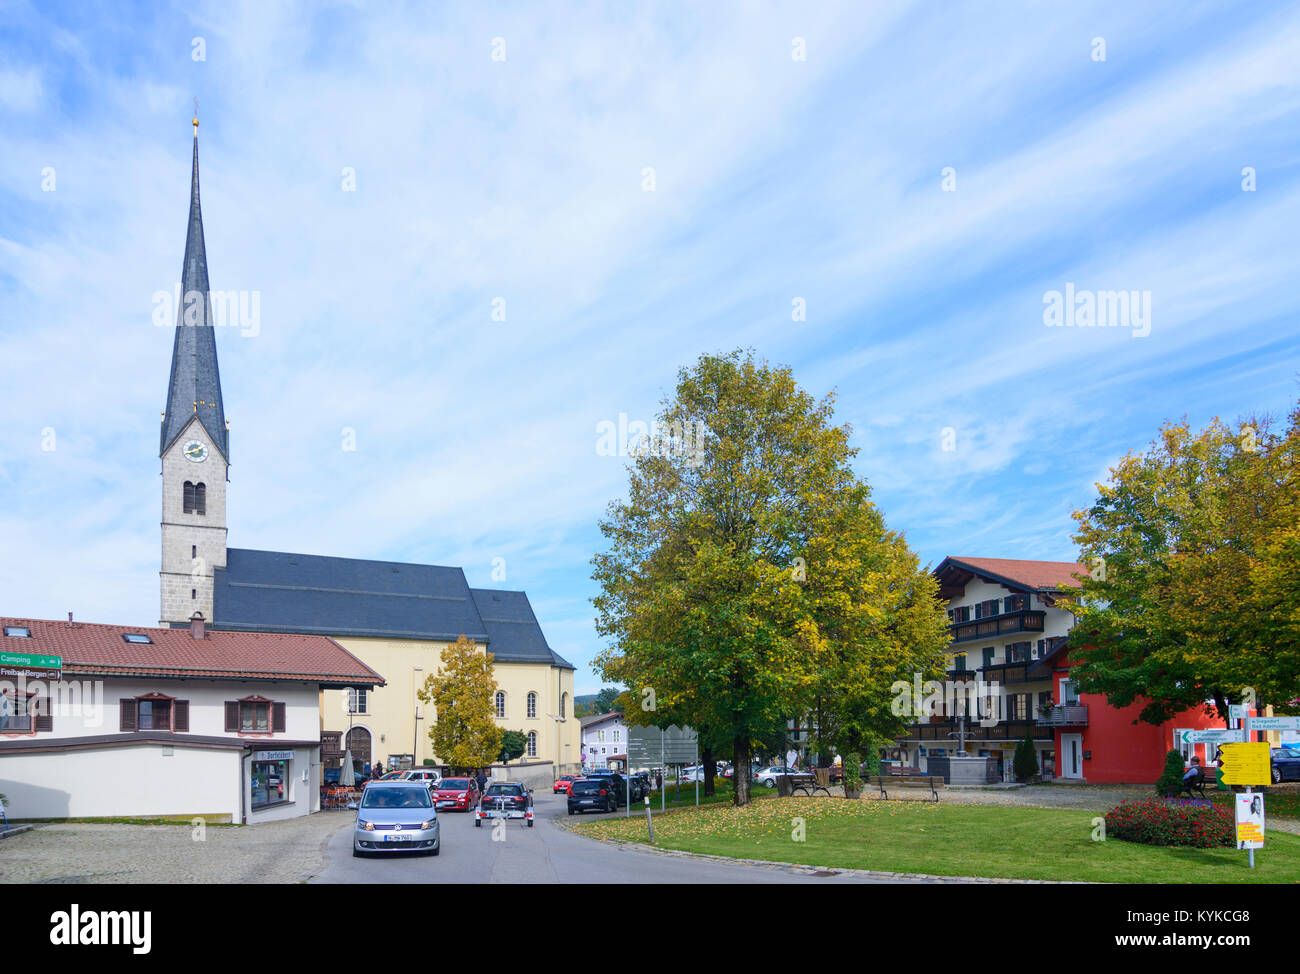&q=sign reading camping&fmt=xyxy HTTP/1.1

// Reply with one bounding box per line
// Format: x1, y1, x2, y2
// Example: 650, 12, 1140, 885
0, 651, 62, 670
